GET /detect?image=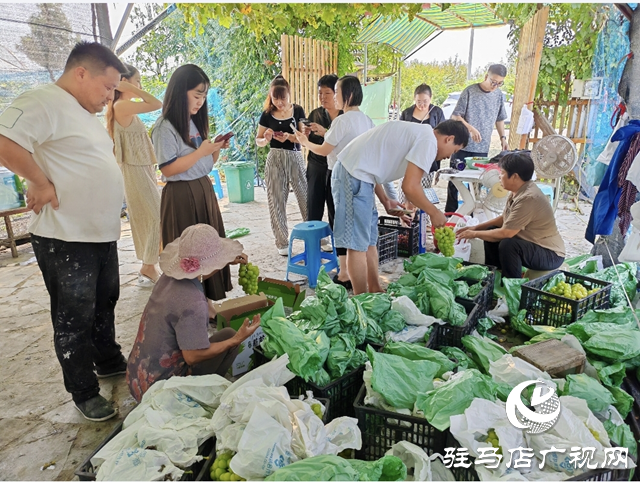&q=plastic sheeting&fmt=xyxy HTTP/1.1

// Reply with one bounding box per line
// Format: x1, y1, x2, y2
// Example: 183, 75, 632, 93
361, 77, 394, 126
582, 8, 631, 188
